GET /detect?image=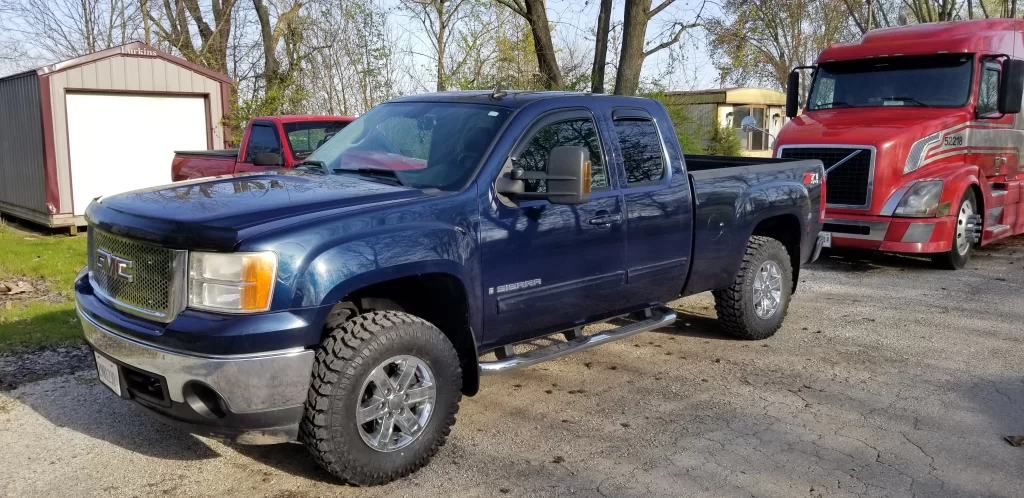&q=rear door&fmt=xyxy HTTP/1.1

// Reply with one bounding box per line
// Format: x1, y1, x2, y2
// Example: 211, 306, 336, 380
480, 109, 626, 344
608, 107, 694, 305
235, 121, 285, 173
